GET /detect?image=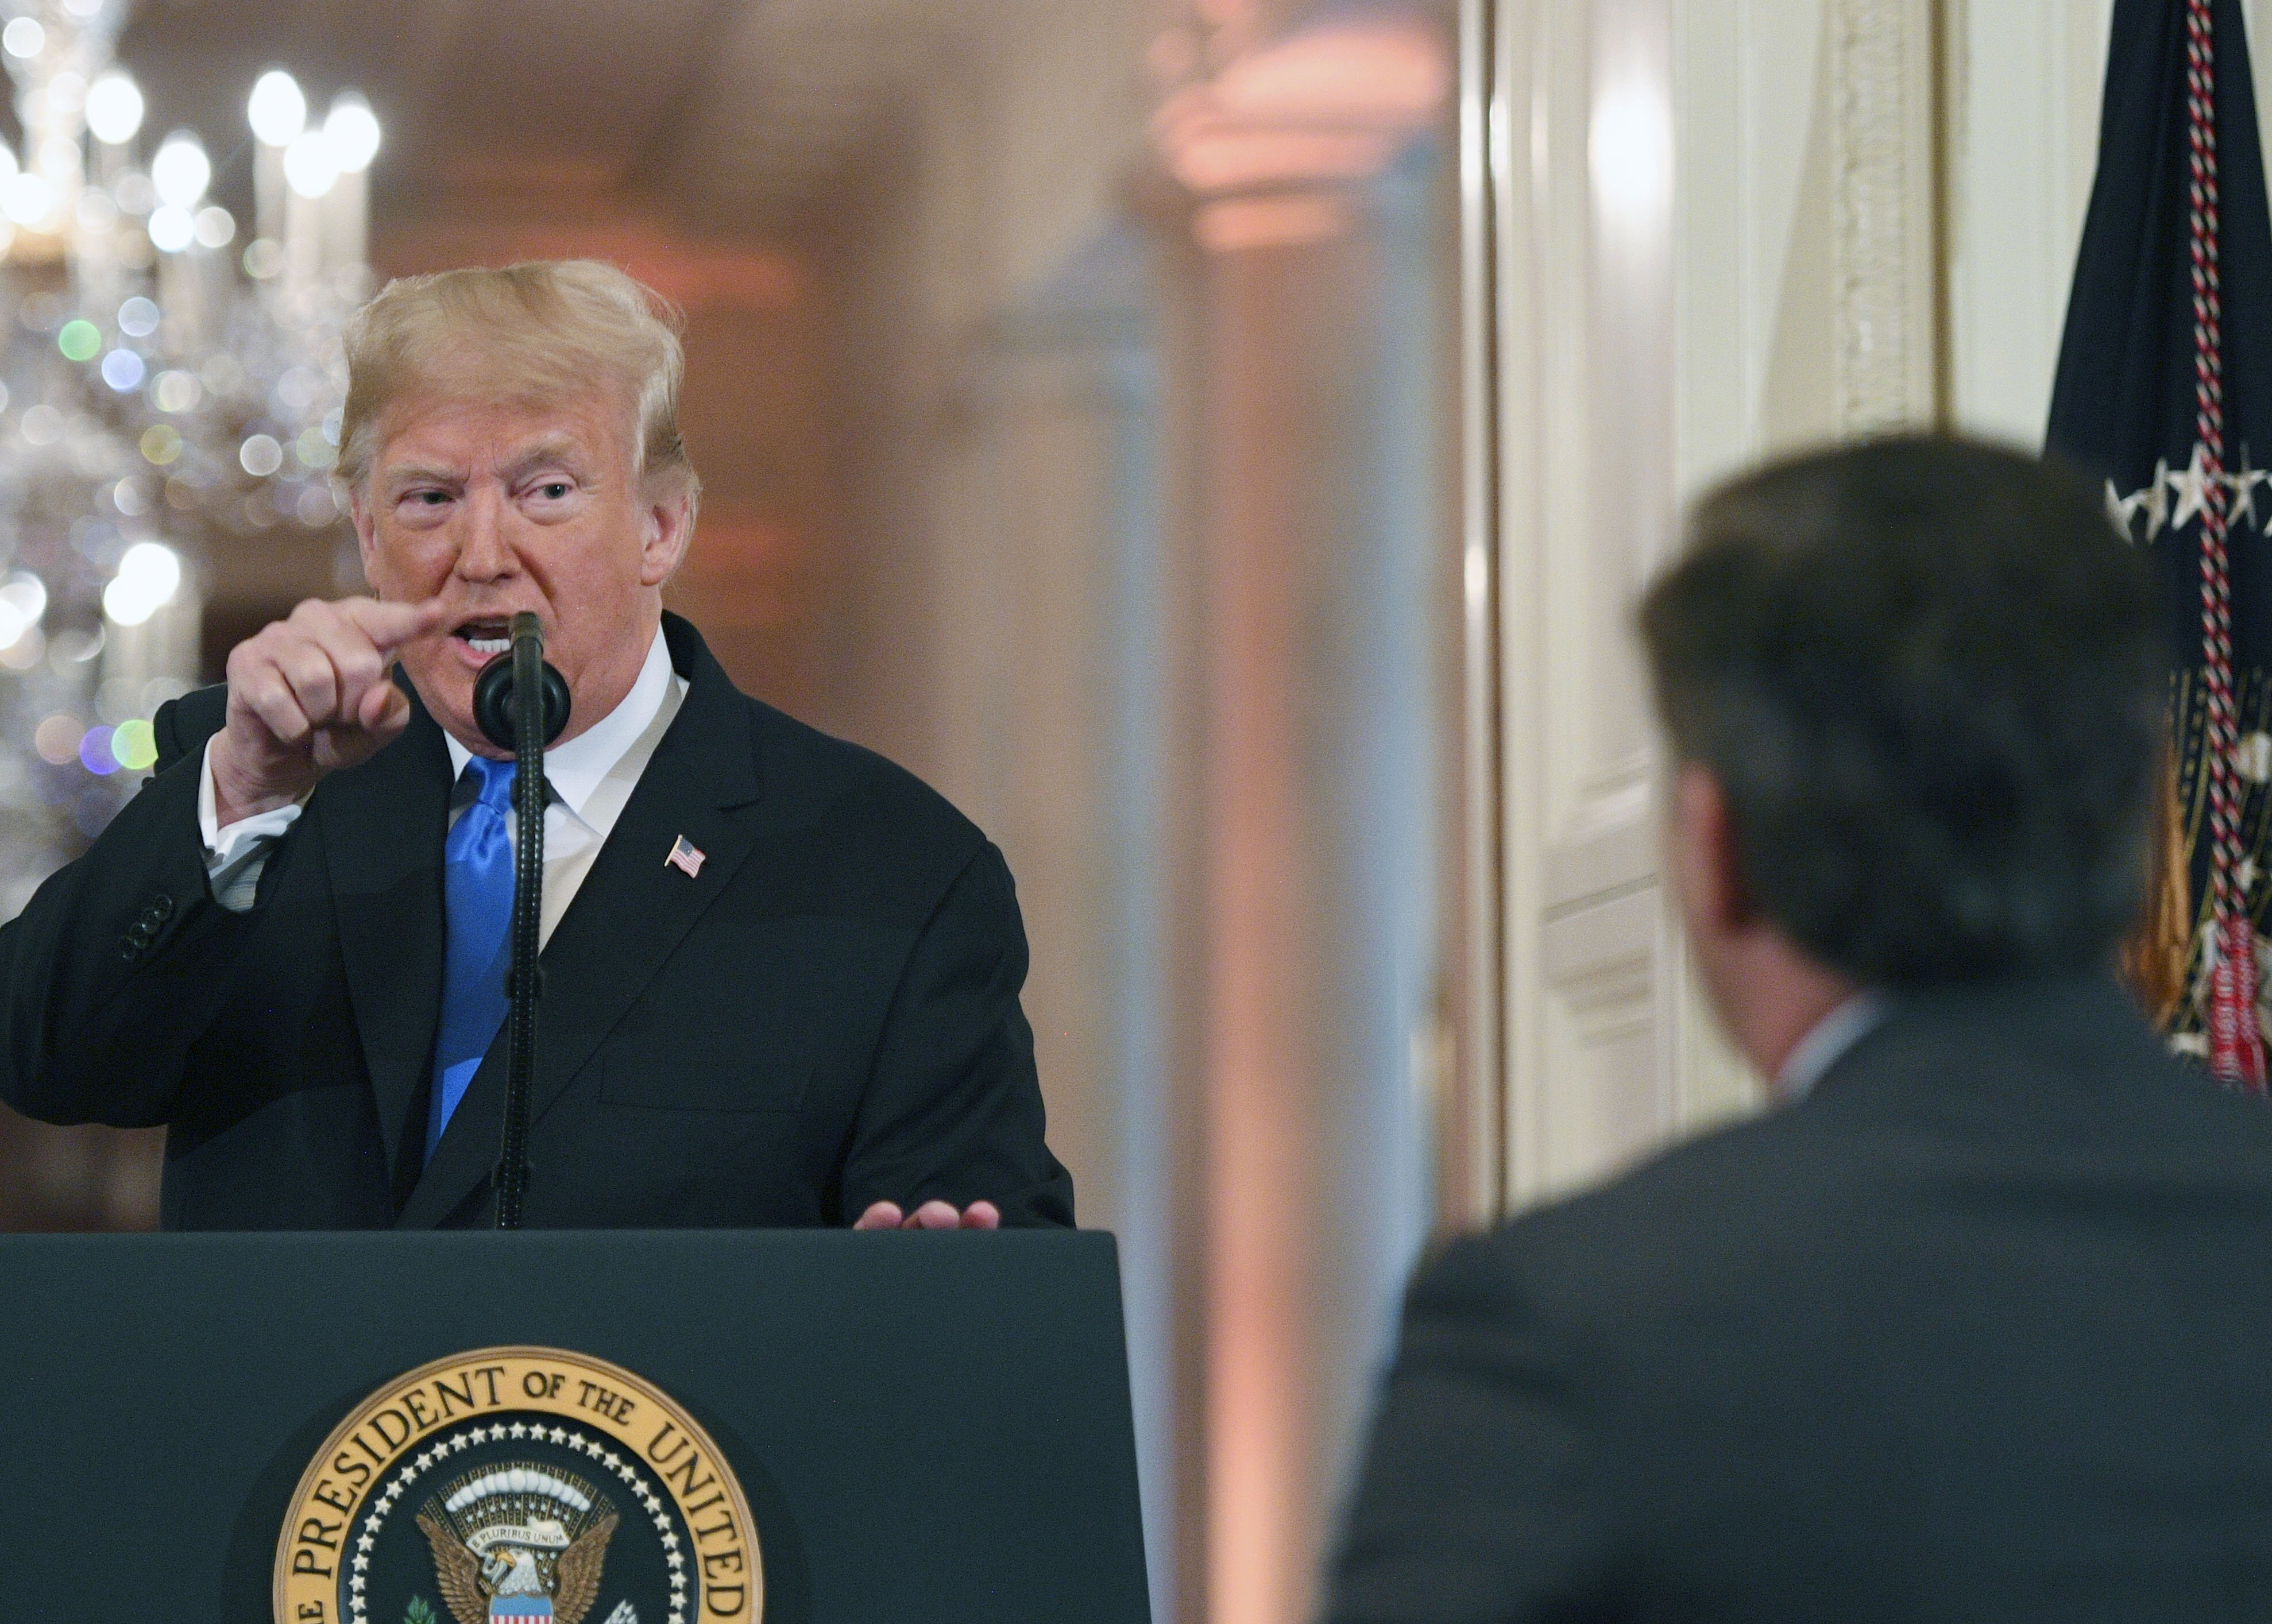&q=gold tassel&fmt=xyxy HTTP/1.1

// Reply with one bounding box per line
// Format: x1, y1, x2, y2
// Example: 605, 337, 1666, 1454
2120, 740, 2192, 1032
